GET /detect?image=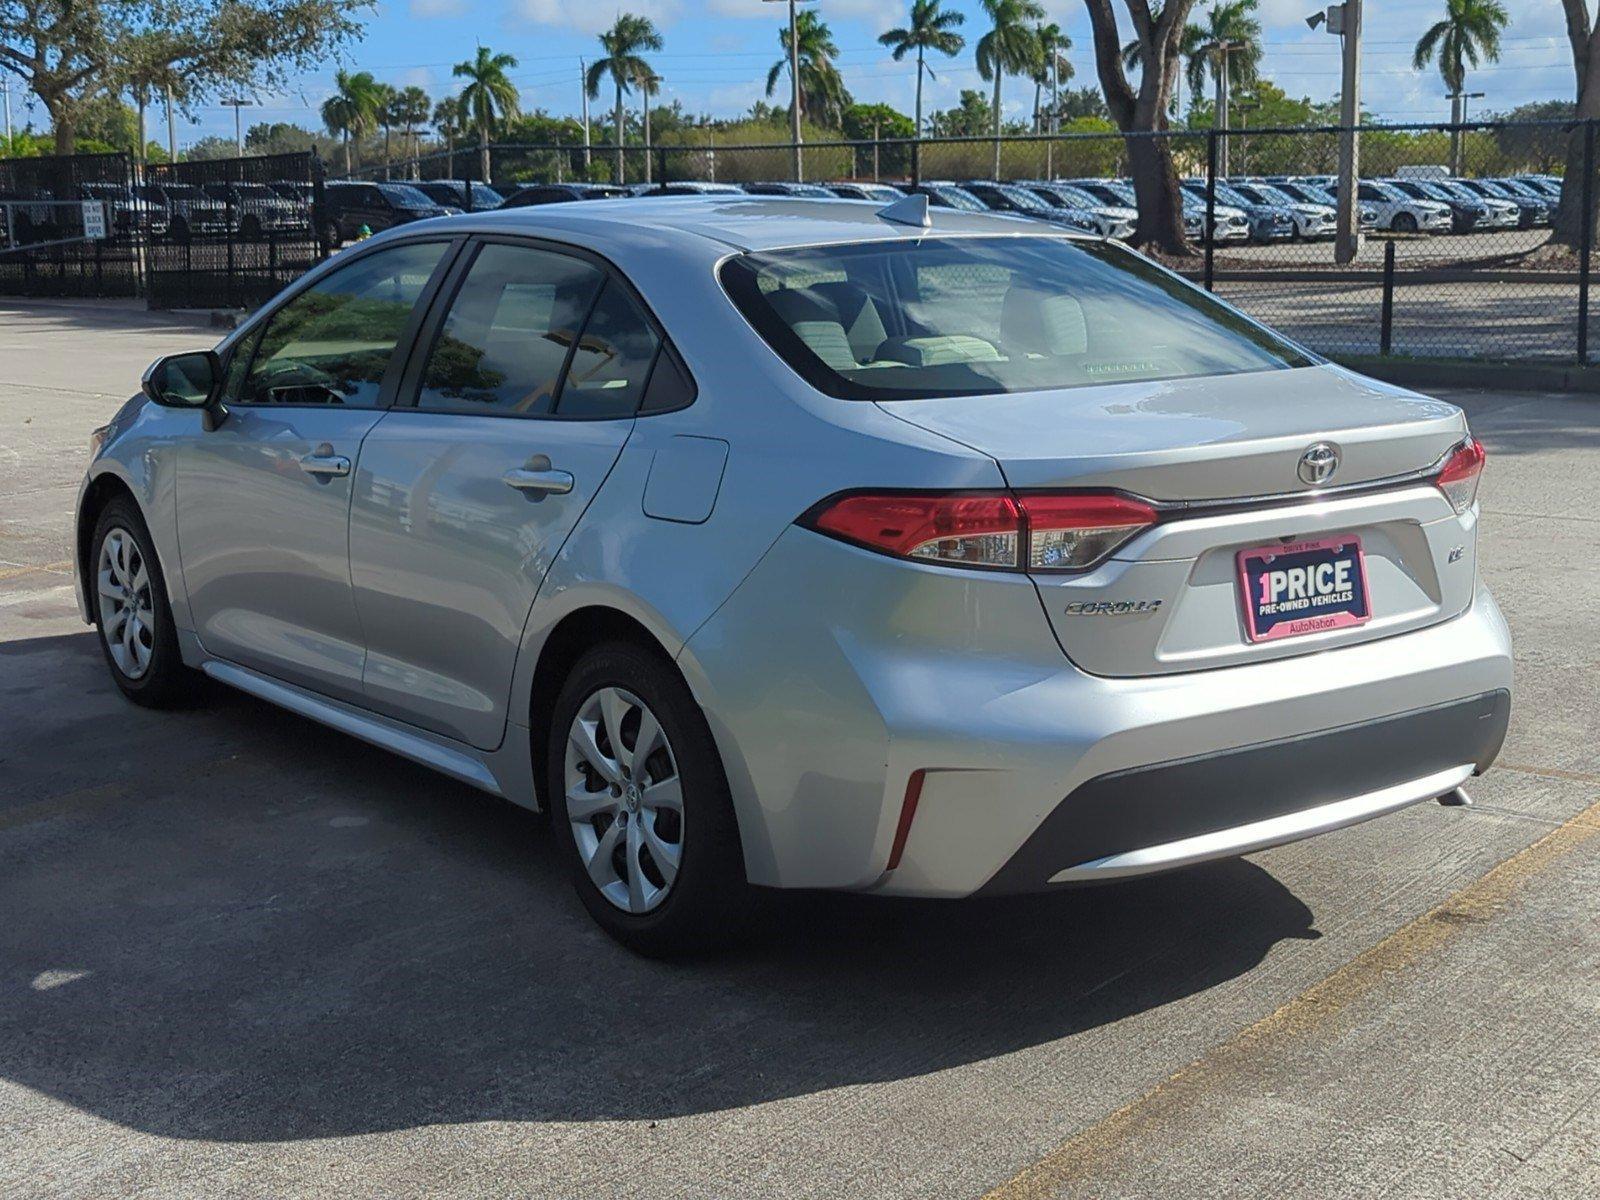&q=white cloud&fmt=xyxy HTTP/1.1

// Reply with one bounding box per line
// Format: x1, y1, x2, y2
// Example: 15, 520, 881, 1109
513, 0, 682, 35
408, 0, 465, 16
